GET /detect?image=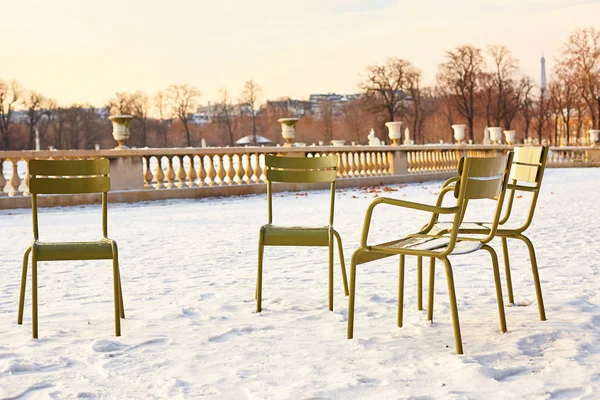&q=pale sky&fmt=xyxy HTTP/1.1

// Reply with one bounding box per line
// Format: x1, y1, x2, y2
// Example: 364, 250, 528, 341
3, 0, 600, 107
